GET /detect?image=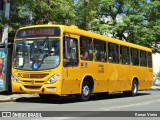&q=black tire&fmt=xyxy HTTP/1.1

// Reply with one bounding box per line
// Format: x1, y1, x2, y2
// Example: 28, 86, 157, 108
78, 81, 91, 101
123, 80, 138, 97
